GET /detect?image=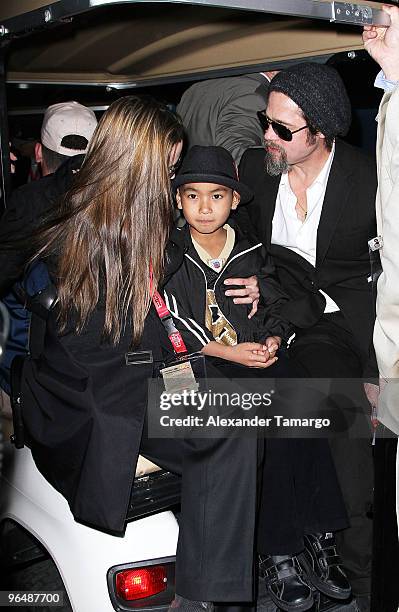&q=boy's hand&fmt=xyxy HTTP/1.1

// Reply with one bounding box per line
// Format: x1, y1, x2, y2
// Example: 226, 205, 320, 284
224, 275, 260, 318
263, 336, 281, 358
228, 342, 278, 368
